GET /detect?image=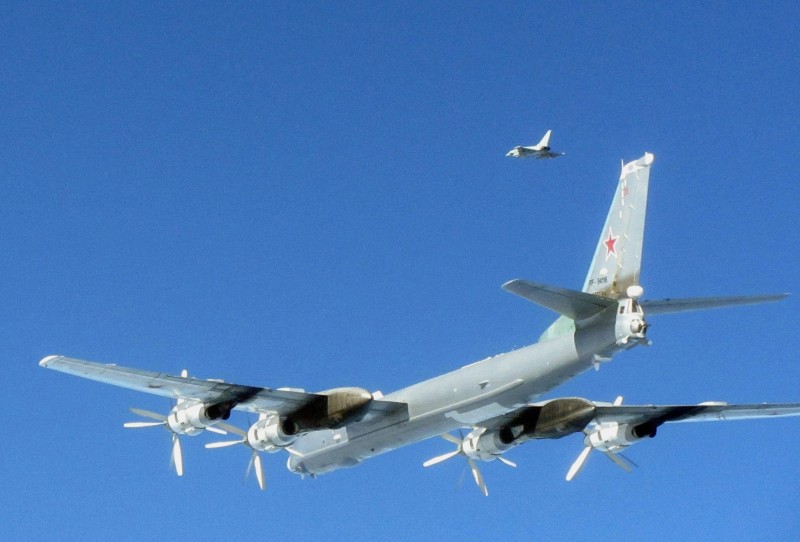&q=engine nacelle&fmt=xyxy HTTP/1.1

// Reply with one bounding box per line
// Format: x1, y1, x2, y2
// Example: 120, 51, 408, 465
454, 398, 600, 463
166, 402, 222, 436
289, 387, 374, 432
482, 398, 597, 449
460, 428, 509, 462
519, 397, 597, 441
585, 421, 654, 453
247, 415, 298, 453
